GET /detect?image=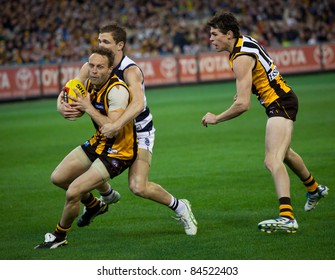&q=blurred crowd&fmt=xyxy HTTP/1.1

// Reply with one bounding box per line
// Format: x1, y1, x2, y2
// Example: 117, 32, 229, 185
1, 0, 335, 65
